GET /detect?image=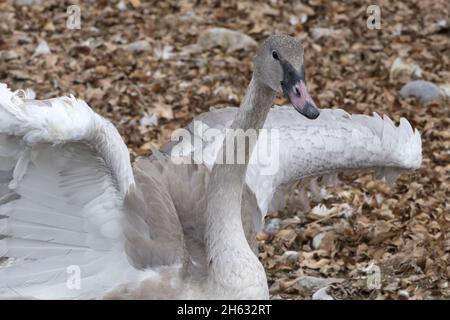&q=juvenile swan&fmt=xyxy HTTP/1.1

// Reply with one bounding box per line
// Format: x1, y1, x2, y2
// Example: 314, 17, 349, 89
0, 35, 320, 299
201, 35, 319, 299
